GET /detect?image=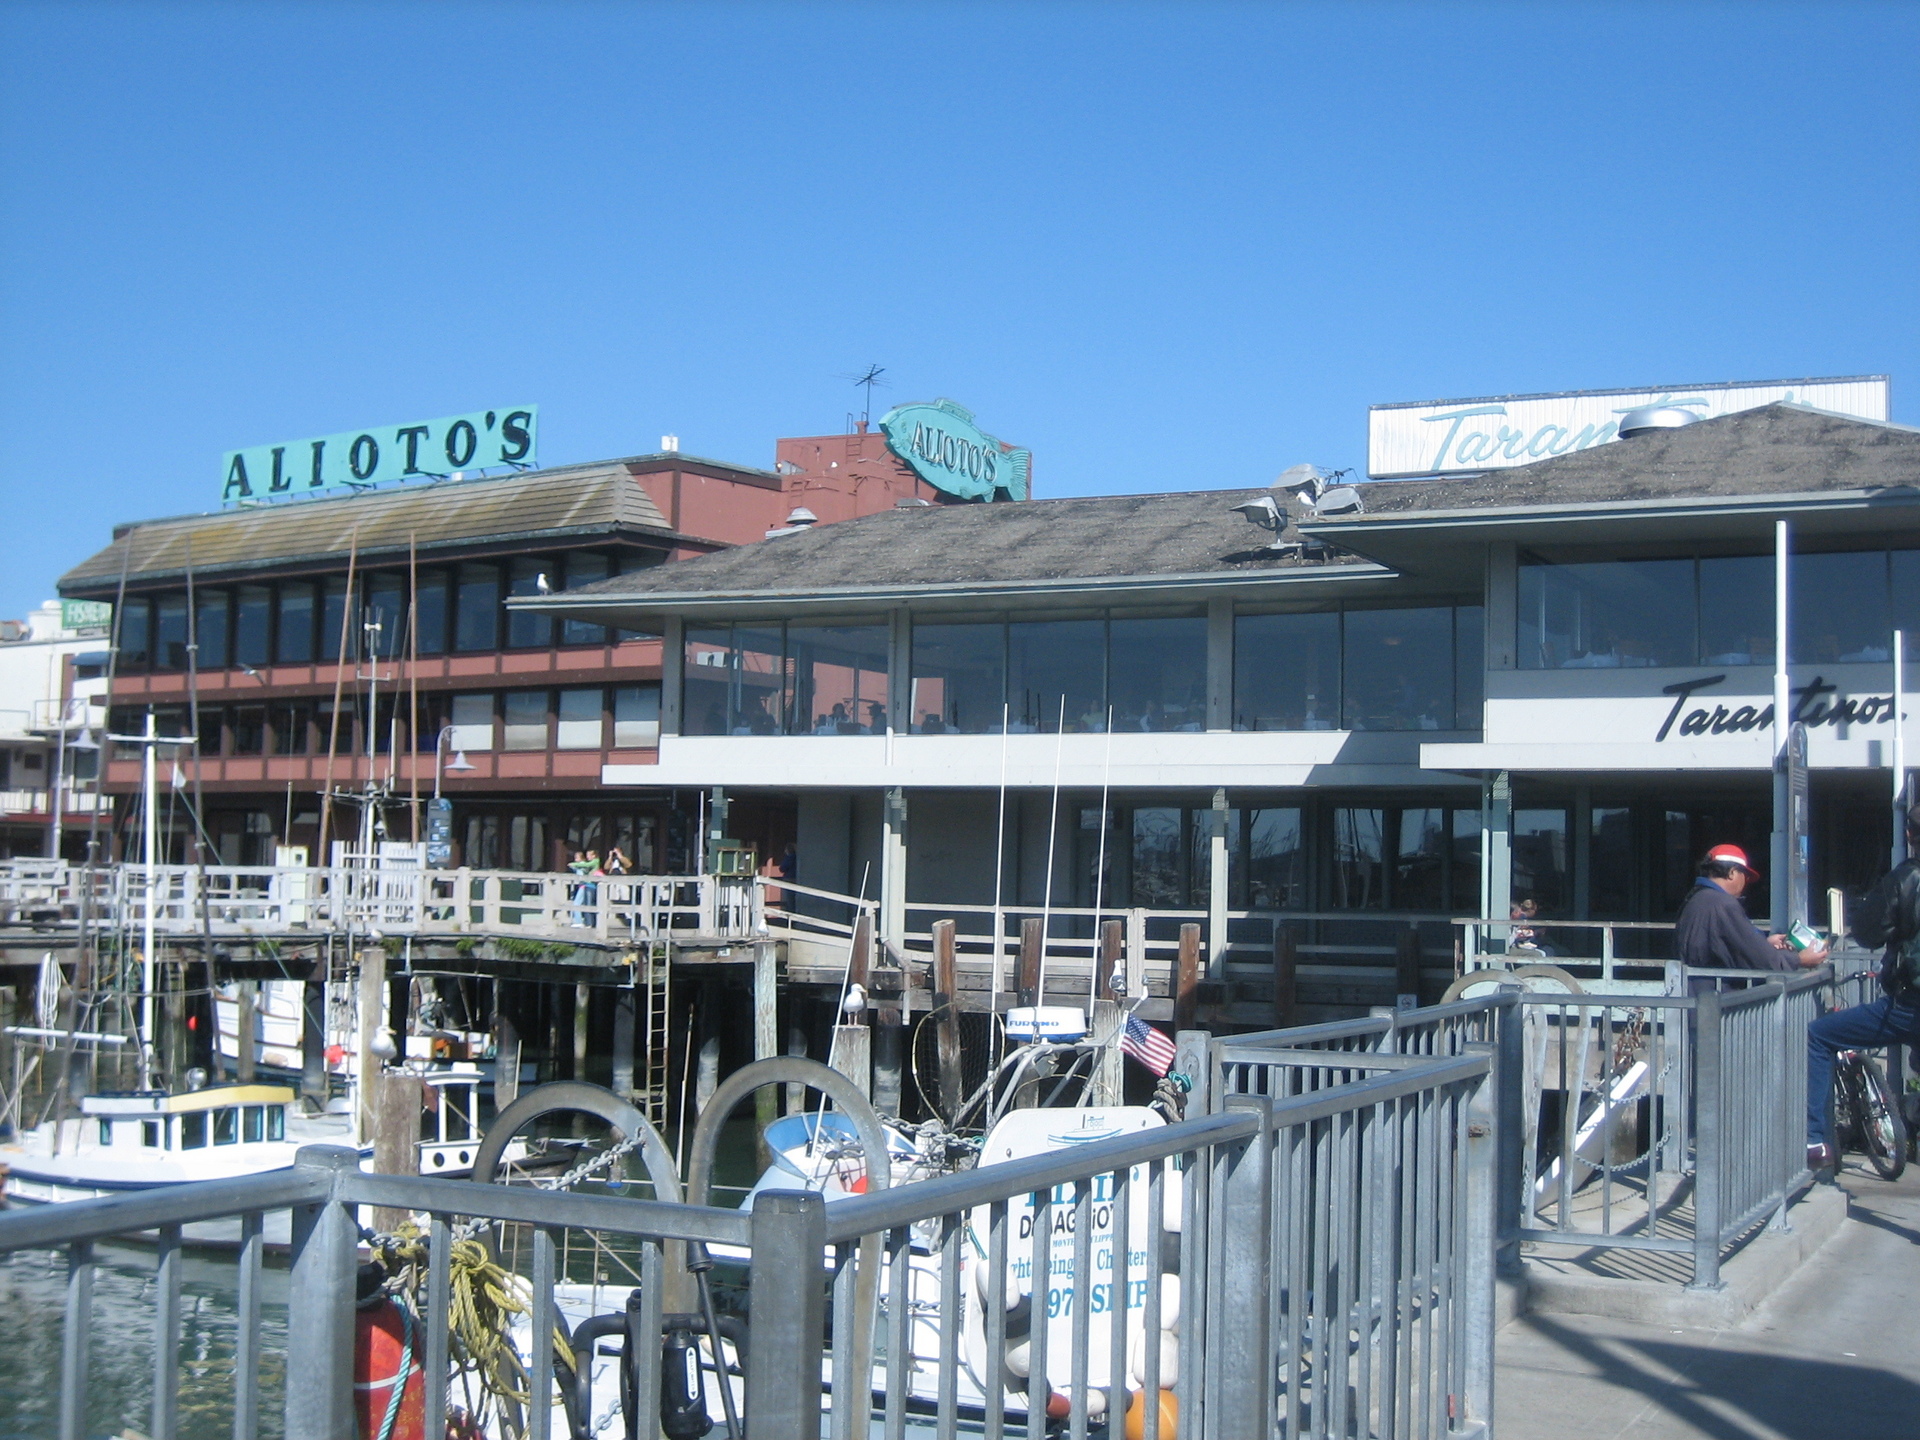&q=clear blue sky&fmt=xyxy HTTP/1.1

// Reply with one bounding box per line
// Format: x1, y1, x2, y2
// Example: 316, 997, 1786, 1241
2, 1, 1916, 617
